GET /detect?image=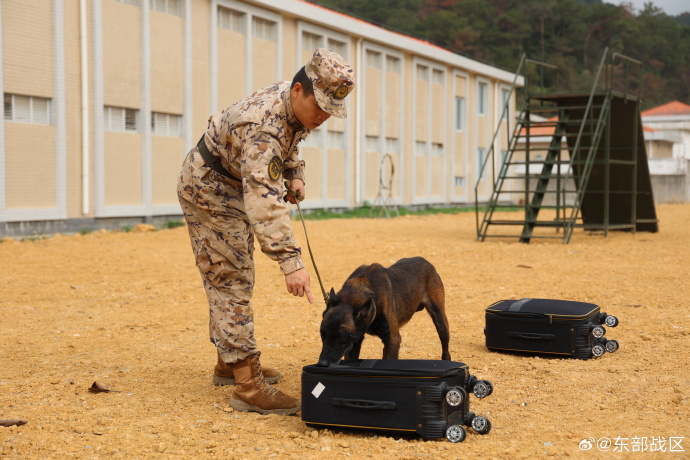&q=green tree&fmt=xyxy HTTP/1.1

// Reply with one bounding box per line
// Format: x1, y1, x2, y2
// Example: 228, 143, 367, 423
306, 0, 690, 107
